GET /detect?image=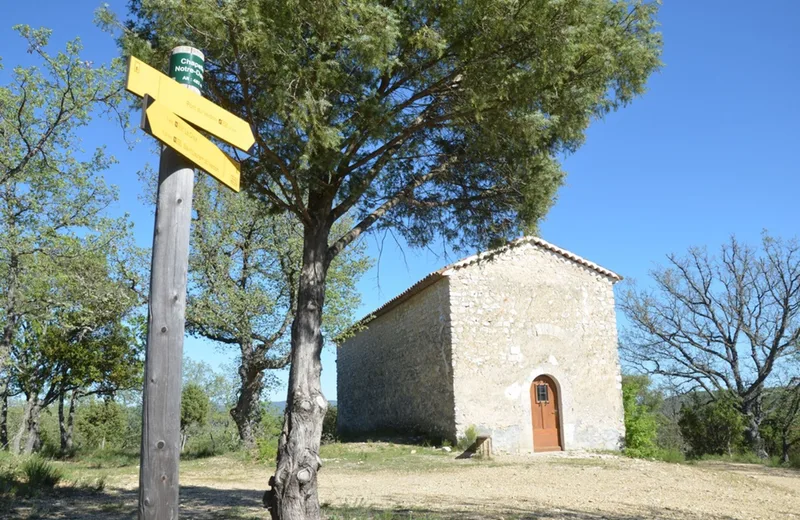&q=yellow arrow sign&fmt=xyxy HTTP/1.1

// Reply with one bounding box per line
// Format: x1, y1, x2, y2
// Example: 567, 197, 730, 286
126, 56, 256, 153
143, 98, 241, 192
